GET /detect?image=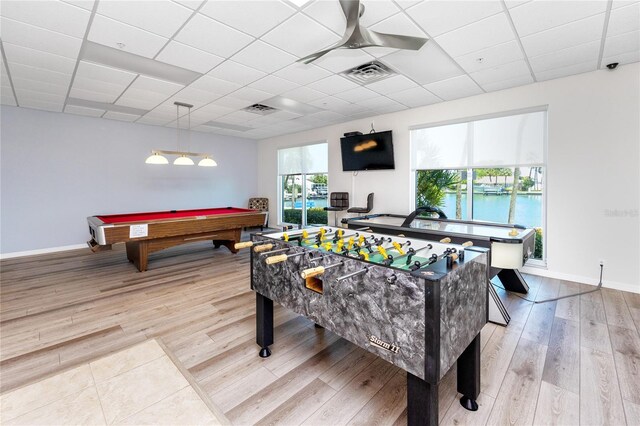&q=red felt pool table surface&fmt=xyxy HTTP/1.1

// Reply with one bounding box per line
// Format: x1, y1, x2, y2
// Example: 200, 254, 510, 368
97, 207, 256, 224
